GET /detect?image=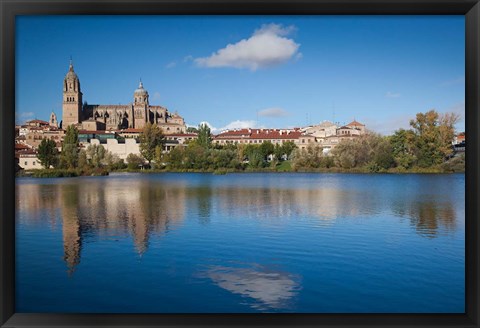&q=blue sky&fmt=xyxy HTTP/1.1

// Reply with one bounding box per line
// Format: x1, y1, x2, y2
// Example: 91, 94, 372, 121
16, 15, 465, 134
